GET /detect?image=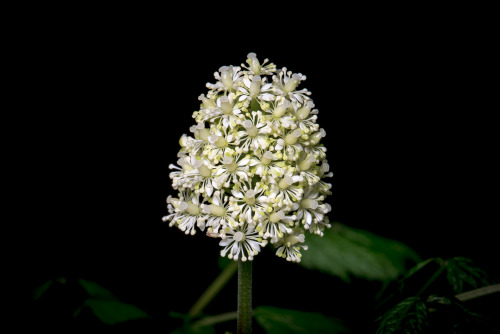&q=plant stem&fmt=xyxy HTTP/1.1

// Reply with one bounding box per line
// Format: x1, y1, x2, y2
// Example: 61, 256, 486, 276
188, 261, 238, 317
455, 283, 500, 302
193, 311, 237, 327
237, 260, 253, 334
415, 265, 446, 297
